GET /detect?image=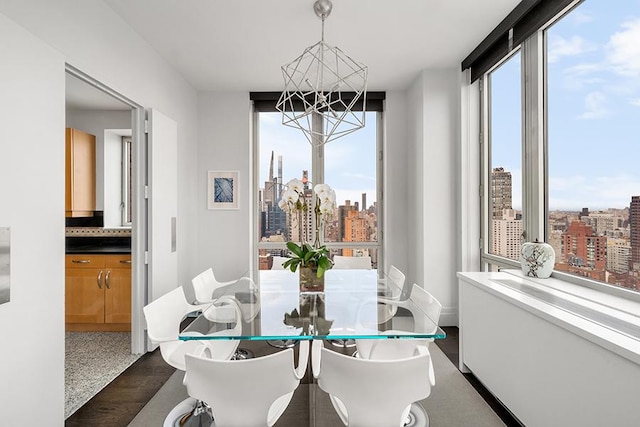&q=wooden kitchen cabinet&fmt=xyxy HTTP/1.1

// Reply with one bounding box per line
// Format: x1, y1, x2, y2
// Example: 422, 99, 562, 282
65, 128, 96, 217
65, 254, 131, 331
